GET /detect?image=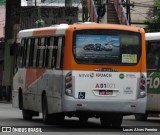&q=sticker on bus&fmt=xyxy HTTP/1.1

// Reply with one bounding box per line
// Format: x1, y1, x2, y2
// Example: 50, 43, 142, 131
78, 92, 85, 99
